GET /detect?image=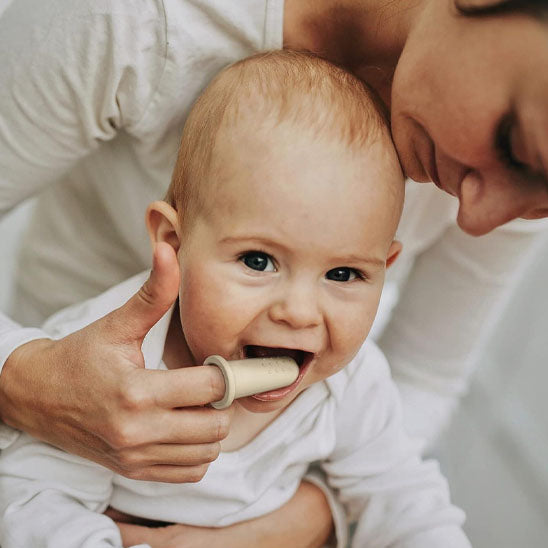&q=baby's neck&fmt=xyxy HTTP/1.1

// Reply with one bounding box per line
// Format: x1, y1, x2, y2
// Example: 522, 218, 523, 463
221, 403, 285, 452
